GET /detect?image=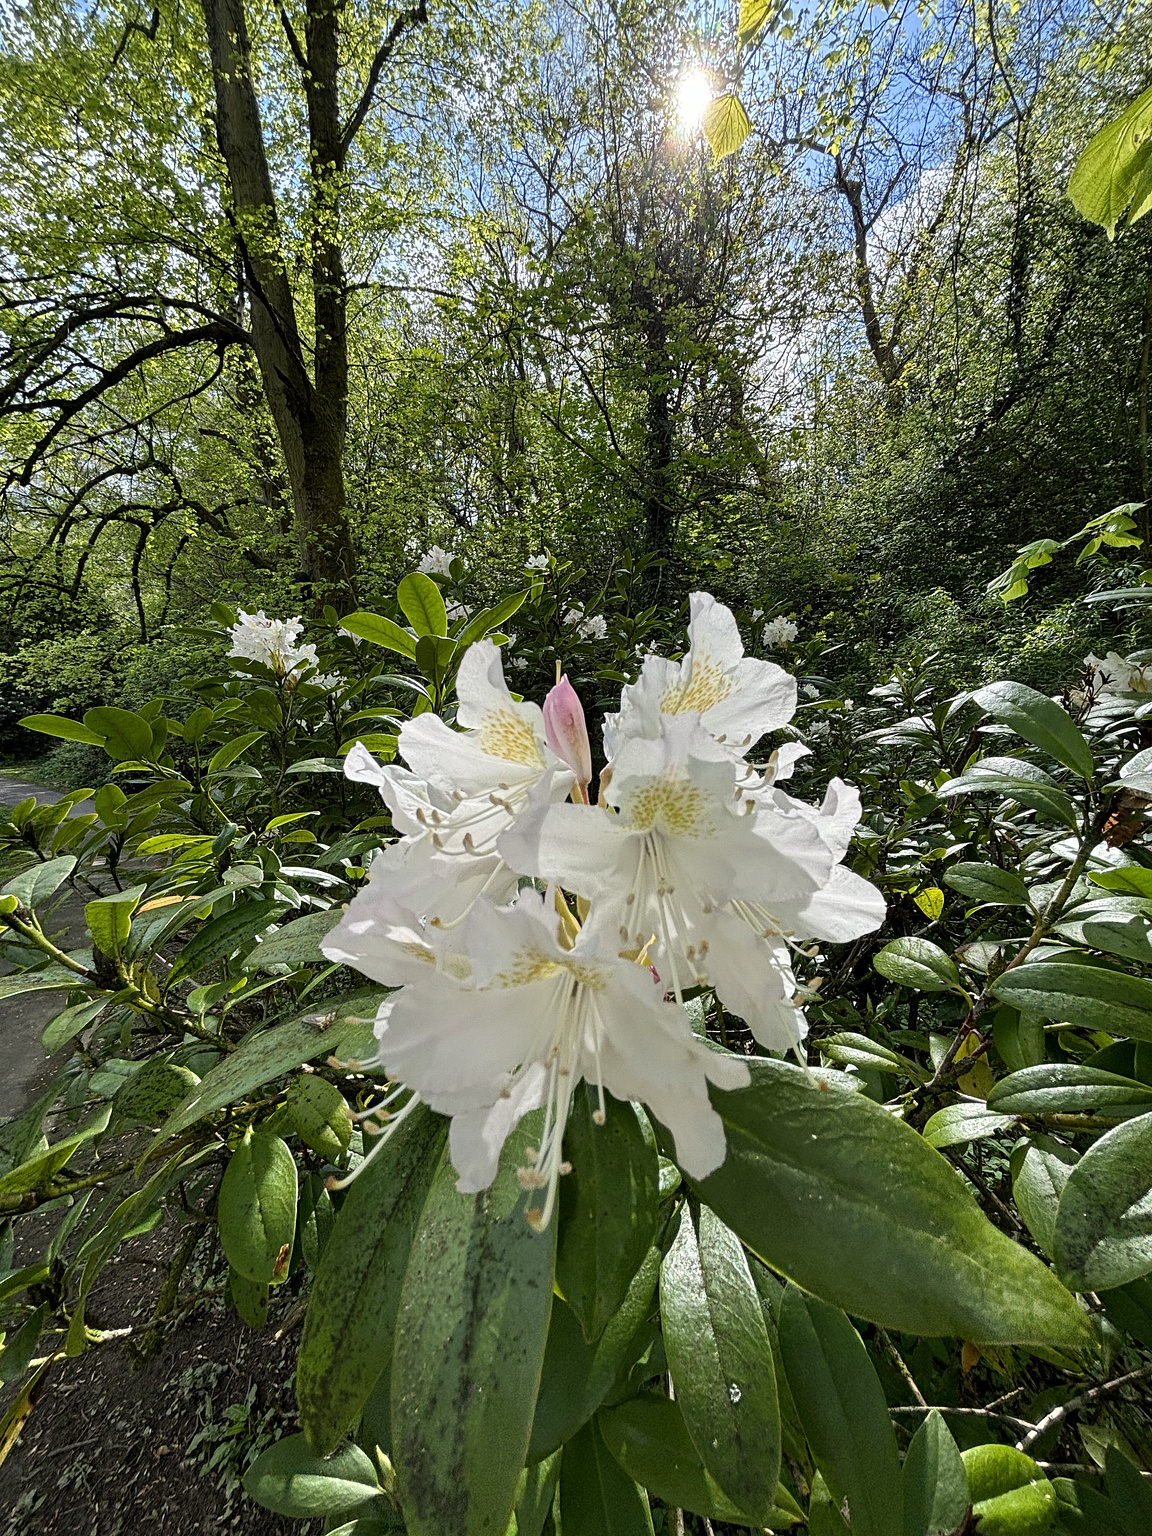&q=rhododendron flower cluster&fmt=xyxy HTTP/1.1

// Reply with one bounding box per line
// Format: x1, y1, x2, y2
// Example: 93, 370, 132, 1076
323, 593, 885, 1225
227, 611, 338, 686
